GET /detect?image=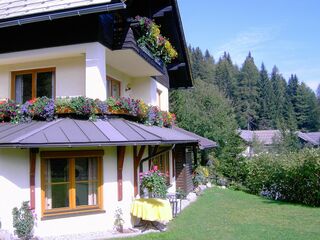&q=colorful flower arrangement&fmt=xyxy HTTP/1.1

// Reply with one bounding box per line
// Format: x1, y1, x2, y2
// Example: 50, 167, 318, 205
0, 96, 176, 127
140, 166, 168, 198
135, 16, 178, 64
